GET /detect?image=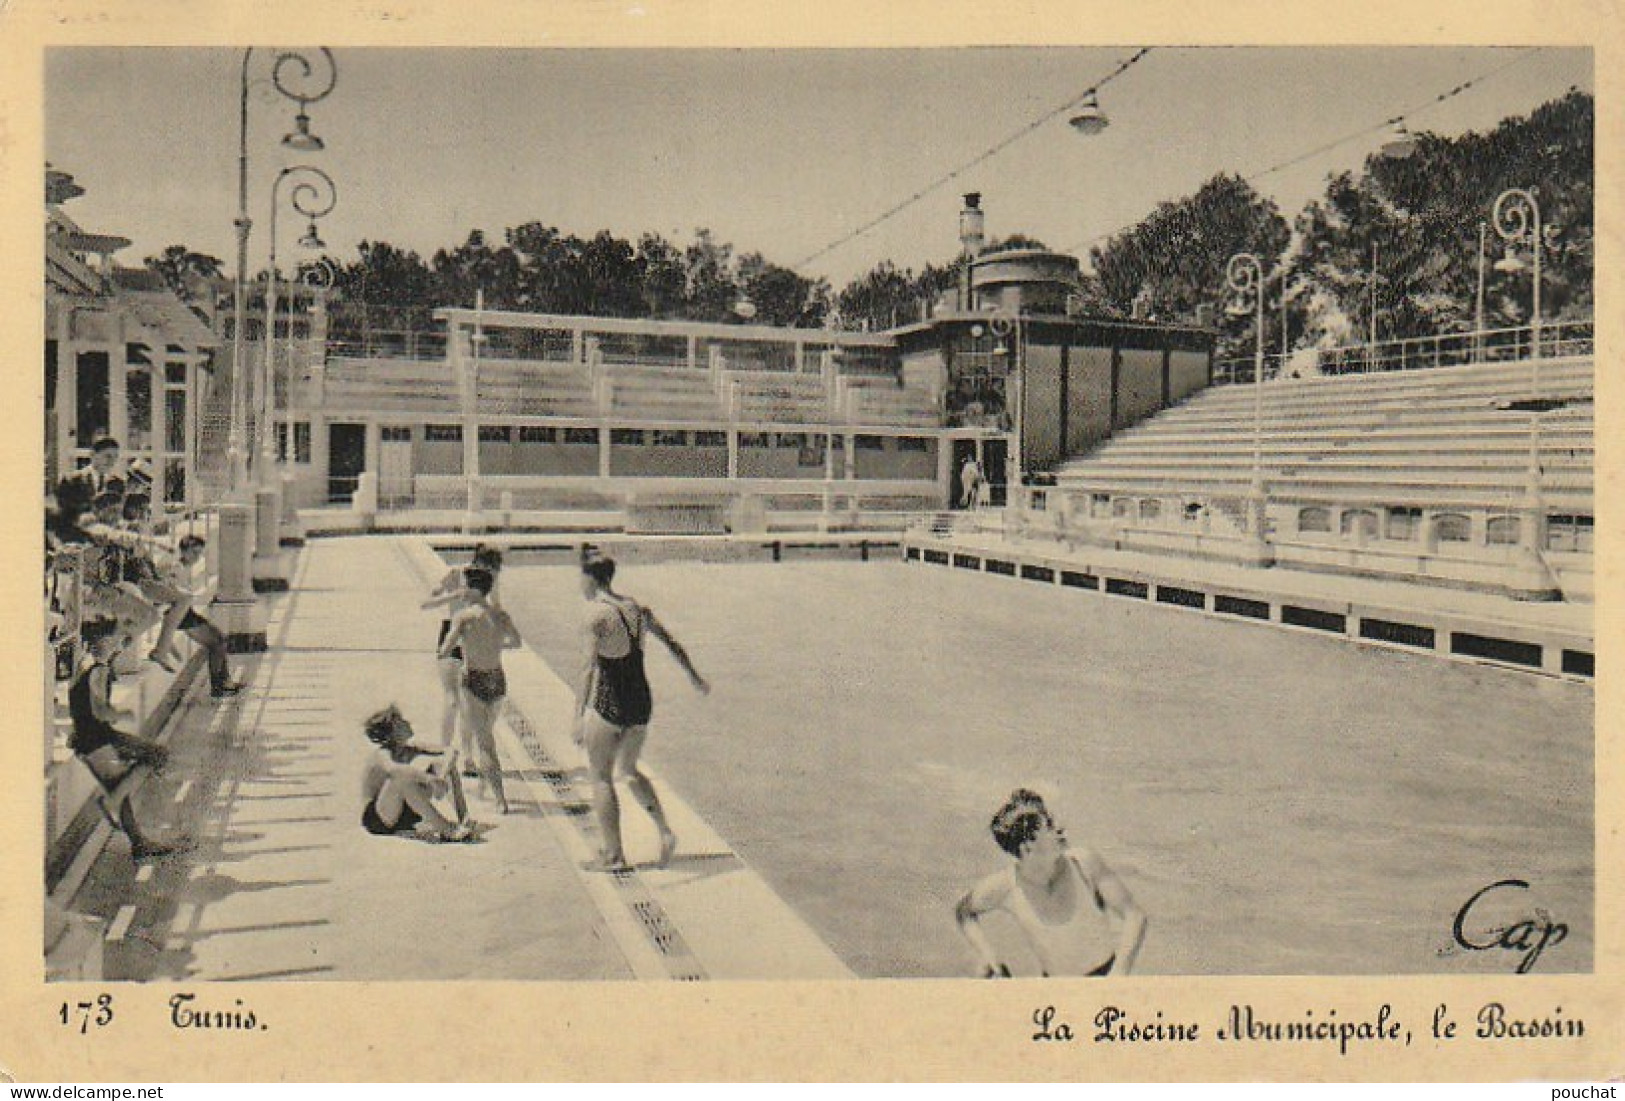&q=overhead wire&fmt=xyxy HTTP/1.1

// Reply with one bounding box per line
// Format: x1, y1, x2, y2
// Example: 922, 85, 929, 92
790, 47, 1154, 273
1060, 46, 1550, 260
